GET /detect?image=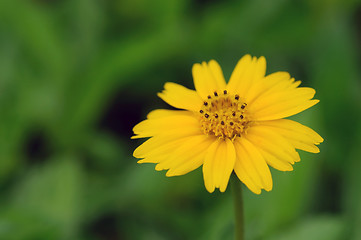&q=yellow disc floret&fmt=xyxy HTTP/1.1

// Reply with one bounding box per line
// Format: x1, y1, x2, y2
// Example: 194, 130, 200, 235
199, 90, 249, 140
